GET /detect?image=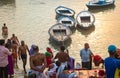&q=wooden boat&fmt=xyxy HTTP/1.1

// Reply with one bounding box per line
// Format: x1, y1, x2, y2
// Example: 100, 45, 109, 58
55, 6, 75, 19
76, 10, 95, 29
86, 0, 115, 9
48, 23, 71, 42
88, 4, 115, 13
57, 16, 75, 28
